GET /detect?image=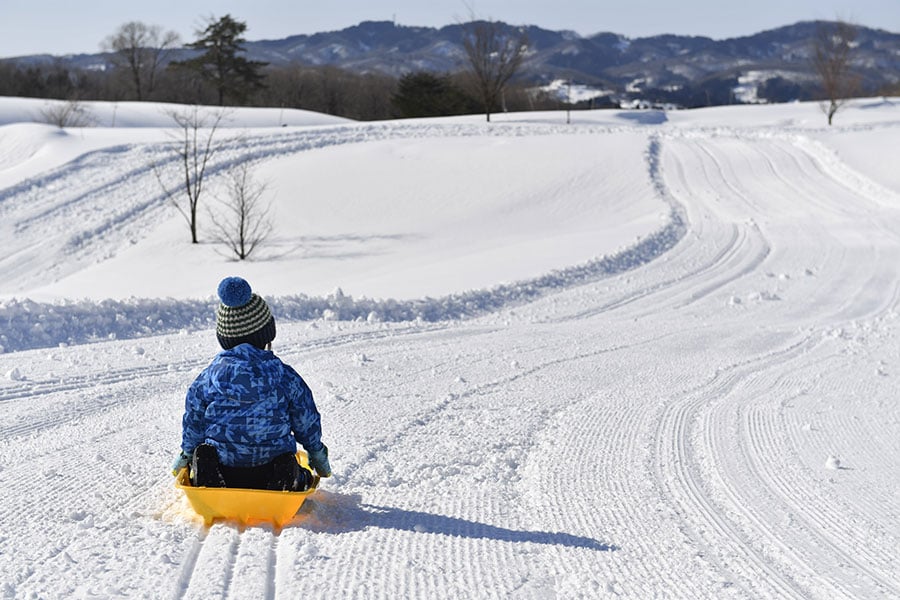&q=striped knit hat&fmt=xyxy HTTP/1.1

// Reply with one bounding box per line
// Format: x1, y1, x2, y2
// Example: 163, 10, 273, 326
215, 277, 276, 350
